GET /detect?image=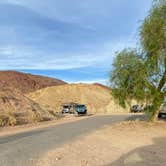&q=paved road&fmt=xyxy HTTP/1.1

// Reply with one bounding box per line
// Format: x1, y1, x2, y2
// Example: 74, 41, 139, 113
0, 114, 134, 166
